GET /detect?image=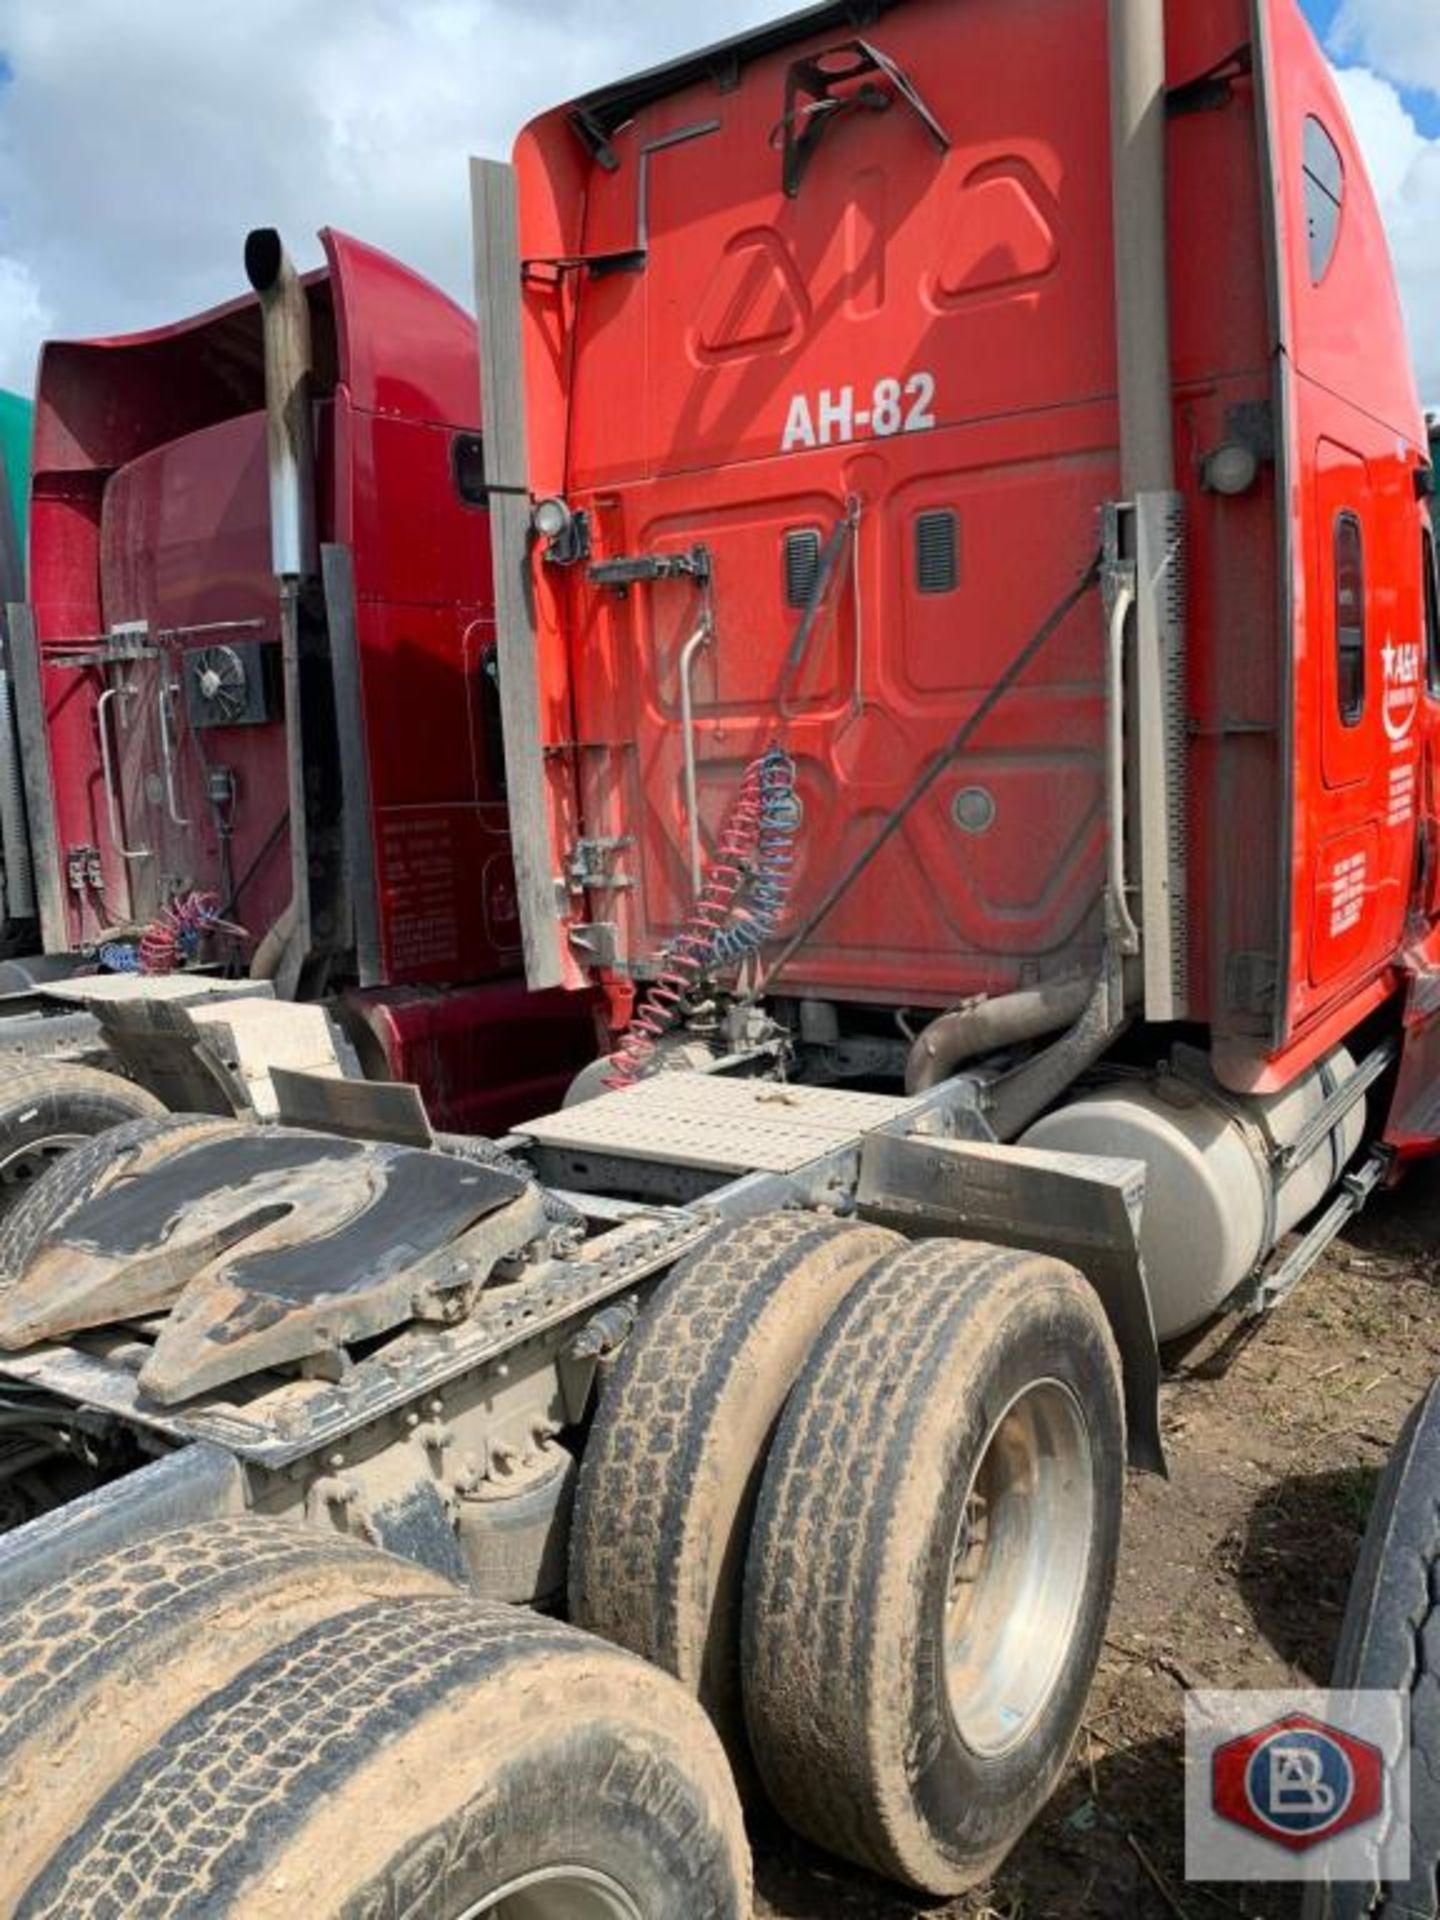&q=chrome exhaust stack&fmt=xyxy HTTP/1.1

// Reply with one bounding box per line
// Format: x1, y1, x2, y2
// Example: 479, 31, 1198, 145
245, 228, 317, 996
1107, 0, 1189, 1021
245, 228, 317, 583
